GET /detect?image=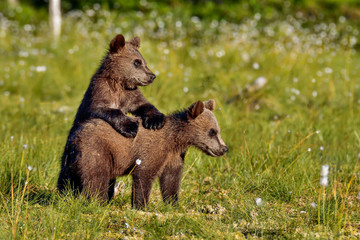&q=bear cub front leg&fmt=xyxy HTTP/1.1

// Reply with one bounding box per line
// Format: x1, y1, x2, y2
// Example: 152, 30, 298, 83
116, 115, 139, 138
91, 108, 139, 138
142, 110, 165, 130
134, 104, 165, 130
159, 155, 184, 205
